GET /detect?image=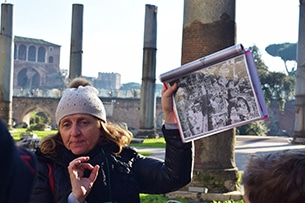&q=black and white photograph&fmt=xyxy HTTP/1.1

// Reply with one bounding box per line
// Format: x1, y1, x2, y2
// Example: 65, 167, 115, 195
173, 54, 264, 142
160, 44, 268, 142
